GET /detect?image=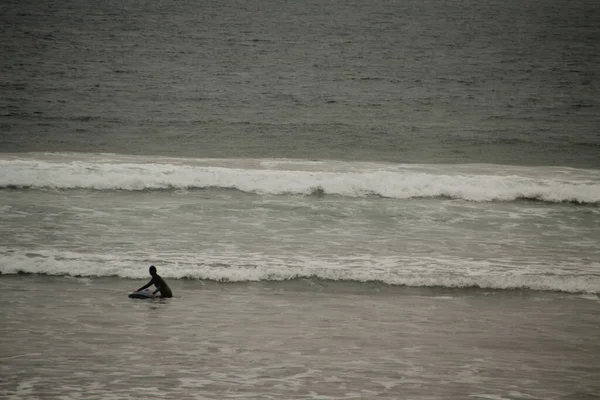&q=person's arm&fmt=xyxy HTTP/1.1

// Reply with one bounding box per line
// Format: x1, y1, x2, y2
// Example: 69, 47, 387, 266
152, 287, 161, 296
136, 278, 154, 292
